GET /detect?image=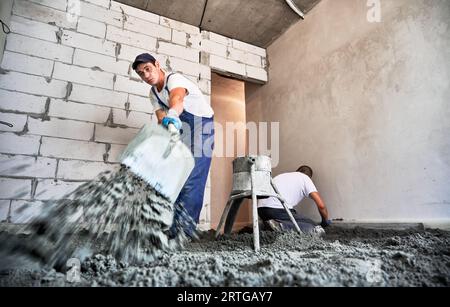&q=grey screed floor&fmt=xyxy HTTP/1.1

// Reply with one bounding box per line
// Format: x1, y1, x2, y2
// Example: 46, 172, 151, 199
1, 224, 449, 287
